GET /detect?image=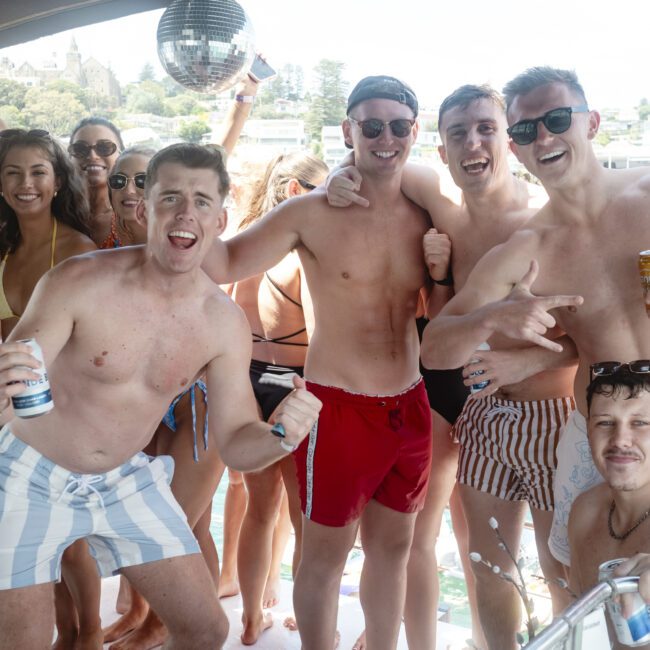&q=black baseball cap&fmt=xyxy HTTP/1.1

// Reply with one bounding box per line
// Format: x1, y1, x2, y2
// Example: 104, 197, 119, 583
346, 75, 419, 117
